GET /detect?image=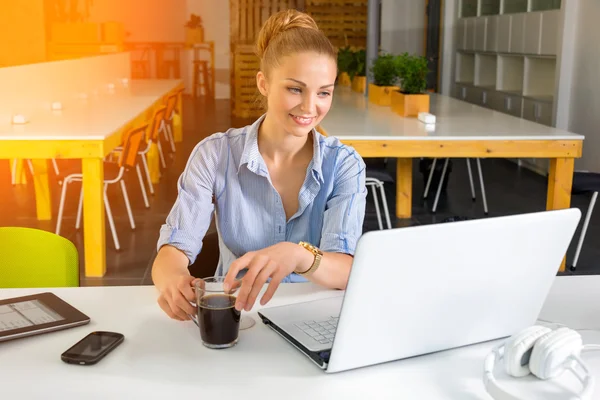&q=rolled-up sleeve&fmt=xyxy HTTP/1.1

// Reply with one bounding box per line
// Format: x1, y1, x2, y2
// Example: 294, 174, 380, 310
156, 136, 221, 264
319, 147, 367, 255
